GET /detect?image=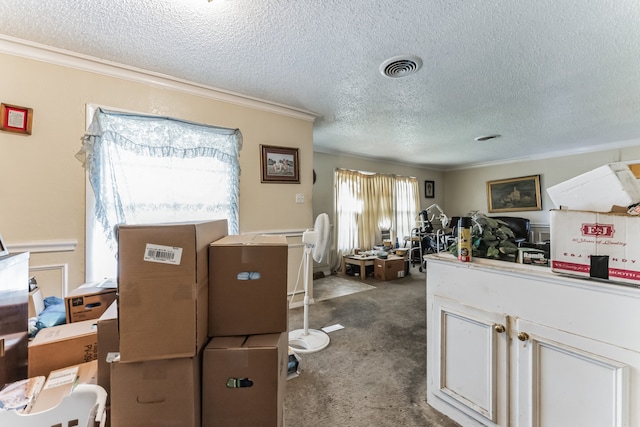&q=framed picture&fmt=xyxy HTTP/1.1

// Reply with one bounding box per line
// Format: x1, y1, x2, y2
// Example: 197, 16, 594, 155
0, 233, 8, 256
487, 174, 542, 213
0, 103, 33, 135
260, 145, 300, 183
425, 180, 435, 198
